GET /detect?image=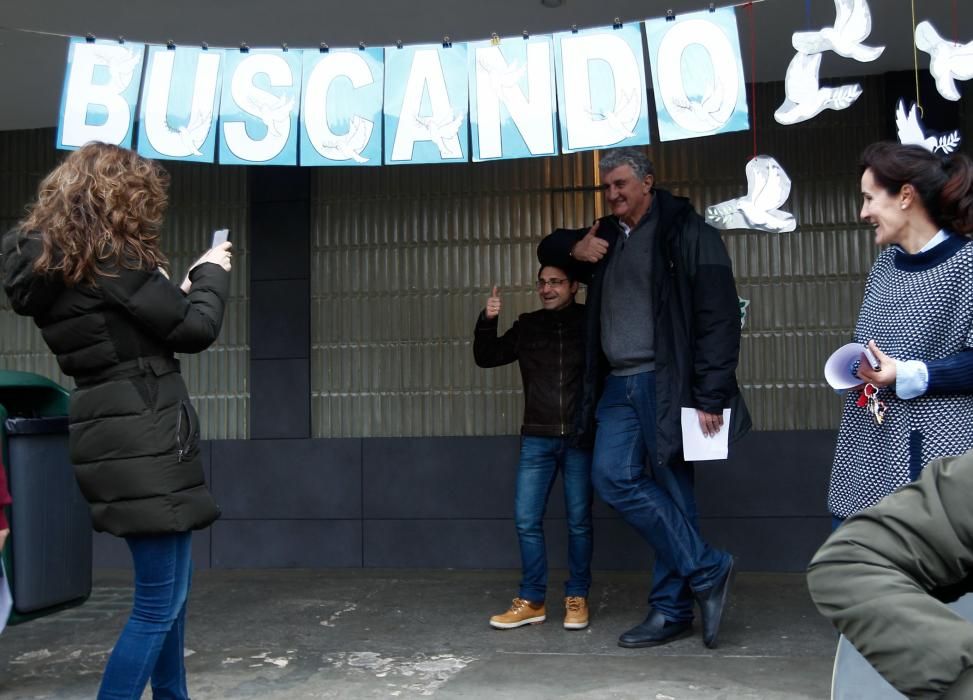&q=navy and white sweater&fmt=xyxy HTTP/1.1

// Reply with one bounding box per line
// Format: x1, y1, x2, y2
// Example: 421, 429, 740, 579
829, 233, 973, 518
